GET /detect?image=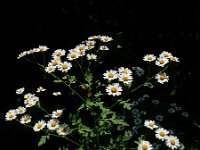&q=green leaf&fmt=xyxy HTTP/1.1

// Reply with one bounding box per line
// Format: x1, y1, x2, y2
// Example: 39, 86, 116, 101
111, 119, 129, 126
68, 76, 77, 84
38, 135, 49, 147
53, 79, 62, 83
